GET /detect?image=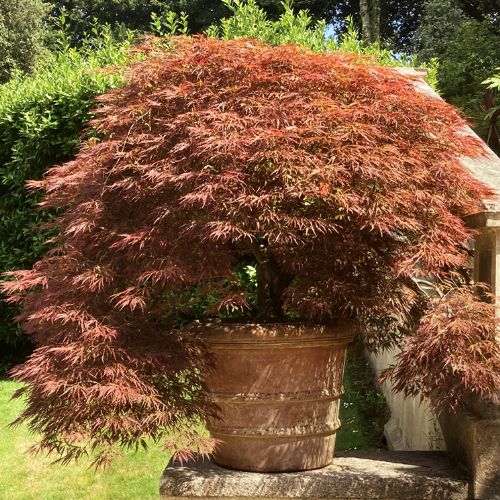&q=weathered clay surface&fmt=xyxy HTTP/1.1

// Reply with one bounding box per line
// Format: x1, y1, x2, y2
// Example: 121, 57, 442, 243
195, 321, 354, 472
160, 451, 469, 499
